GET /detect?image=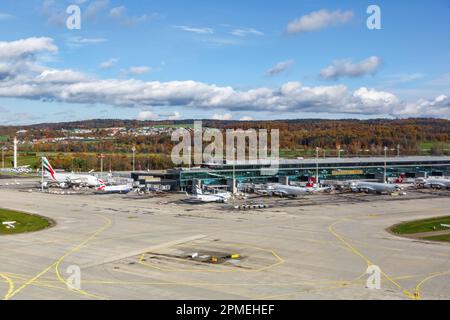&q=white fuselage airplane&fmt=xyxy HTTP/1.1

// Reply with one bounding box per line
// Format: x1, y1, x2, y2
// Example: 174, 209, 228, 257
350, 181, 401, 194
0, 165, 32, 174
41, 157, 102, 188
96, 184, 132, 194
268, 184, 310, 197
421, 178, 450, 189
267, 177, 331, 197
185, 187, 232, 203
